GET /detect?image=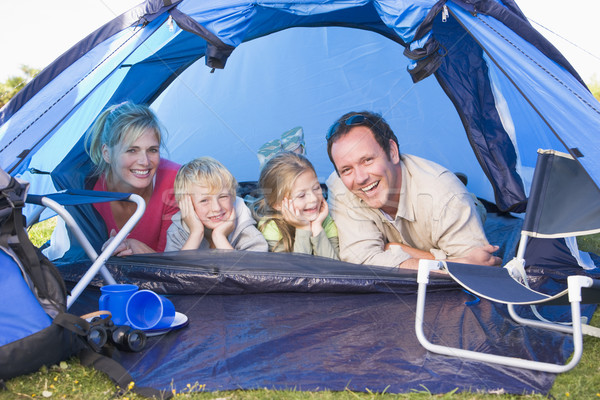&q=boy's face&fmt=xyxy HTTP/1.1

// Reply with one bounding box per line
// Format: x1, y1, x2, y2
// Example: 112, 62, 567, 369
190, 184, 235, 230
